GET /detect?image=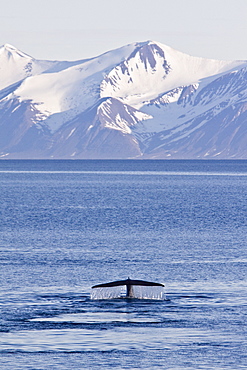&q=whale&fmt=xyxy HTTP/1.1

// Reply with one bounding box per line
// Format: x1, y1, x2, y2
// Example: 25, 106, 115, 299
92, 277, 165, 298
